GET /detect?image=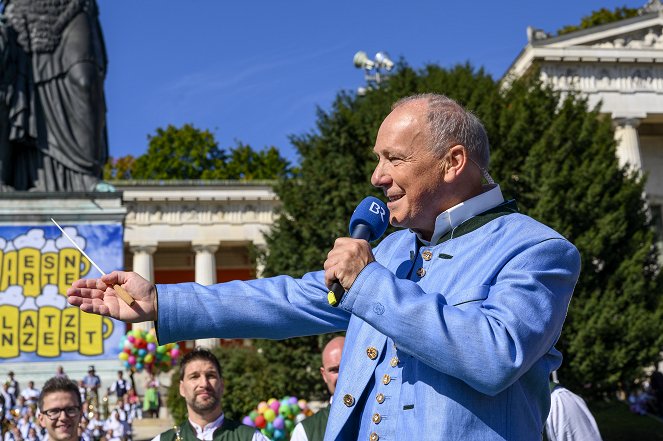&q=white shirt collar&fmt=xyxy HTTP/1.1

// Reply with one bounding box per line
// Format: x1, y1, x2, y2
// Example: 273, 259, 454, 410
189, 412, 224, 440
418, 184, 505, 246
